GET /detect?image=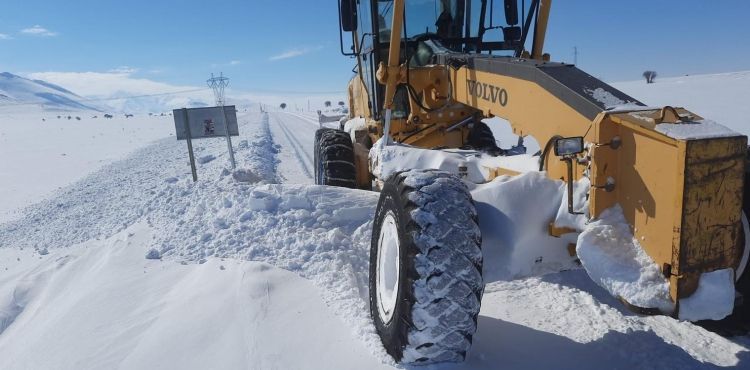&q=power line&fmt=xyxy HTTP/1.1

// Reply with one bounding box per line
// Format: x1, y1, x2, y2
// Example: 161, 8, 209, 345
79, 88, 209, 102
